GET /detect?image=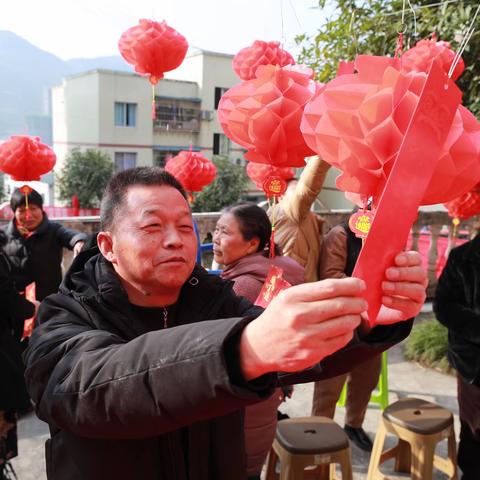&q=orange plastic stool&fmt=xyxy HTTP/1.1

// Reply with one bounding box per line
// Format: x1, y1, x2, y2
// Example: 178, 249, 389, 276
367, 397, 457, 480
